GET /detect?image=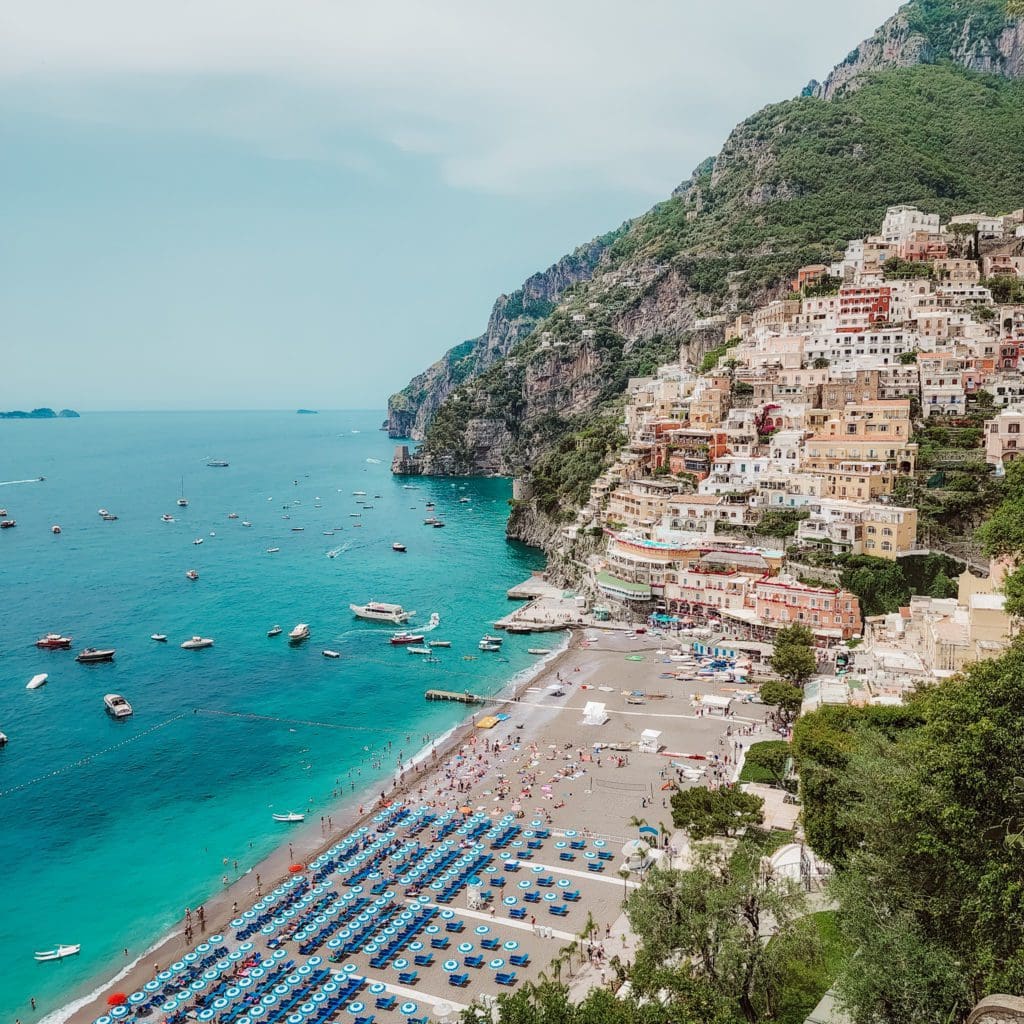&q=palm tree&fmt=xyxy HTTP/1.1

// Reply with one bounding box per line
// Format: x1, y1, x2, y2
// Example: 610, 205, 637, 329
618, 866, 632, 898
